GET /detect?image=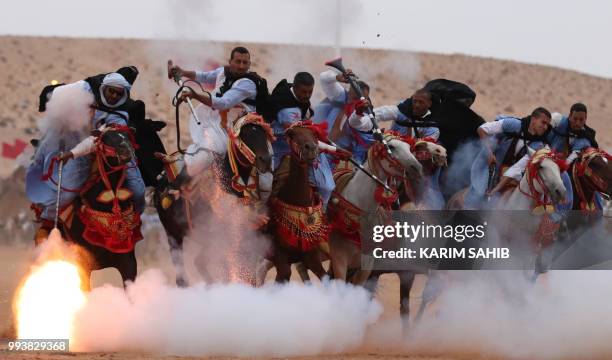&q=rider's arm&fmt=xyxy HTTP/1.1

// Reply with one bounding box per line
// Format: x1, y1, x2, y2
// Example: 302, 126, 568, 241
210, 79, 256, 110
503, 153, 530, 181
478, 121, 503, 162
416, 126, 440, 141
567, 151, 579, 164
66, 120, 117, 159
103, 111, 129, 126
377, 106, 418, 138
319, 70, 347, 103
478, 121, 504, 137
272, 107, 303, 138
69, 136, 96, 159
194, 67, 223, 85
375, 105, 404, 122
